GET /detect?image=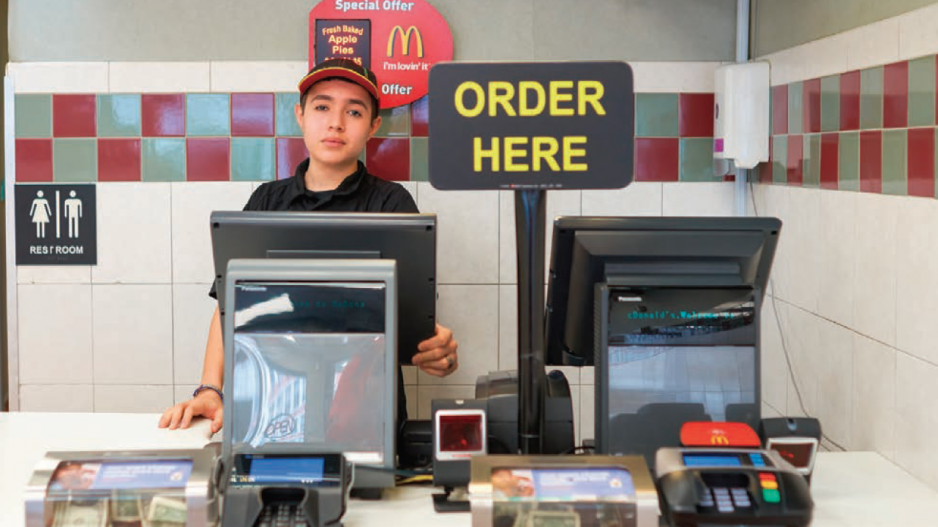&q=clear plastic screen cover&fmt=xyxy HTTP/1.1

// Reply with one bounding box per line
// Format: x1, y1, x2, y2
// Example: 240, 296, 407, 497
229, 281, 388, 465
